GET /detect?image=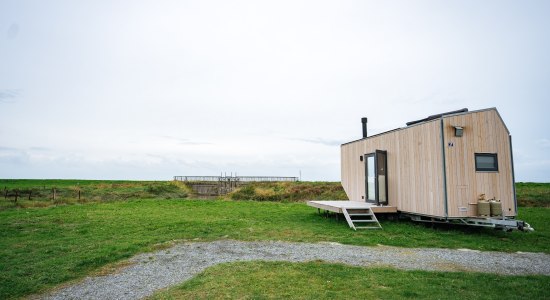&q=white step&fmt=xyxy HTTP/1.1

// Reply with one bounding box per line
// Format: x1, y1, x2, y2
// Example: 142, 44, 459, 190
342, 207, 382, 230
355, 226, 382, 229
